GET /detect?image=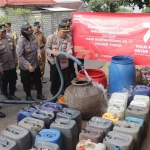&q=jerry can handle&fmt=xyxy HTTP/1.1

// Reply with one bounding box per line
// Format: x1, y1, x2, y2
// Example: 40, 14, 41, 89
36, 111, 46, 116
125, 118, 141, 124
114, 134, 128, 142
6, 127, 20, 135
22, 107, 32, 112
24, 120, 38, 126
0, 139, 8, 147
84, 129, 98, 134
55, 118, 70, 125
